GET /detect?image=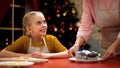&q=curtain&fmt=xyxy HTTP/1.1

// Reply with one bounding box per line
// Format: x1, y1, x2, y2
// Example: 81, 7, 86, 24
0, 0, 12, 25
0, 0, 39, 25
30, 0, 39, 11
